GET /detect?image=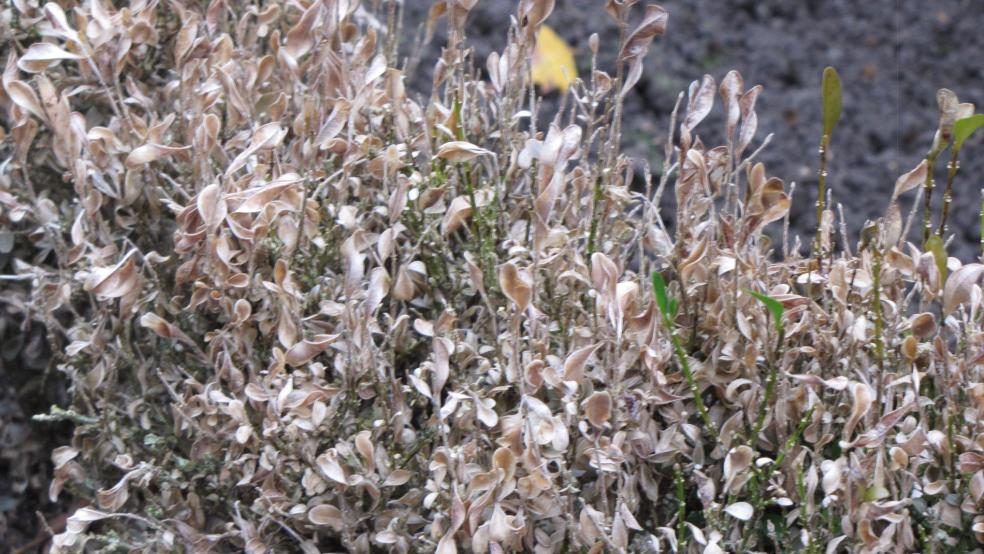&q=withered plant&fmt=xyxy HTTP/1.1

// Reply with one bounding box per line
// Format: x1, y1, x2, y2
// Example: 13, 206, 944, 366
3, 1, 984, 553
